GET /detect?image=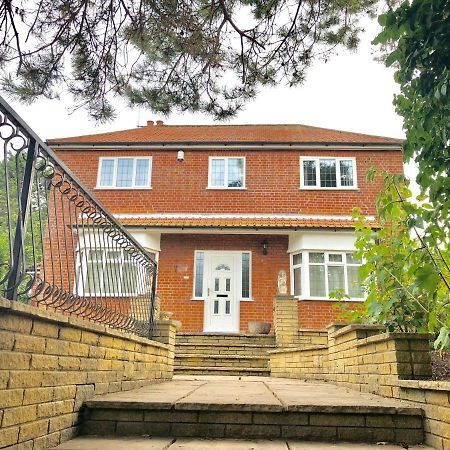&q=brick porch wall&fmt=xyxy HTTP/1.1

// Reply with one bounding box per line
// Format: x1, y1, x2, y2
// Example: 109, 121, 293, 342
157, 234, 290, 333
